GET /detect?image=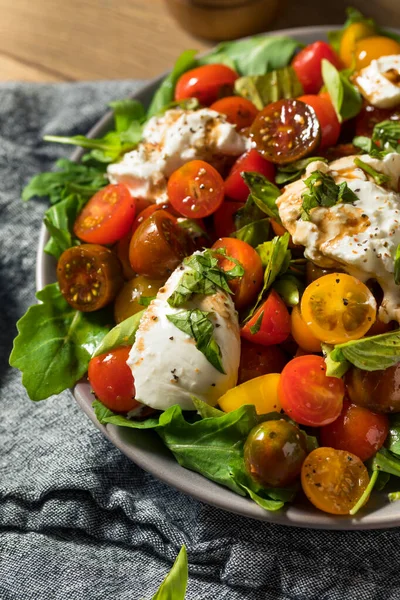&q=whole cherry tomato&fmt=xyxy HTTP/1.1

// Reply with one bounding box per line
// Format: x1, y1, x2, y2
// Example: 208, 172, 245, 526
241, 290, 291, 346
292, 41, 342, 94
210, 96, 258, 130
132, 203, 178, 233
238, 338, 287, 384
339, 21, 376, 68
354, 36, 400, 70
114, 275, 164, 323
297, 93, 341, 149
290, 305, 321, 353
168, 160, 225, 218
174, 64, 238, 106
345, 362, 400, 414
224, 149, 275, 202
213, 201, 244, 239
